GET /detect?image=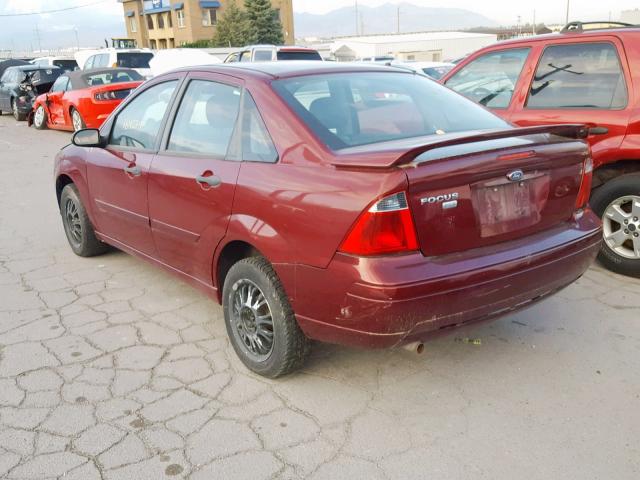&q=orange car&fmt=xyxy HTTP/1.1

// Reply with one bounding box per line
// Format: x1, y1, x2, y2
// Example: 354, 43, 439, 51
30, 68, 143, 131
